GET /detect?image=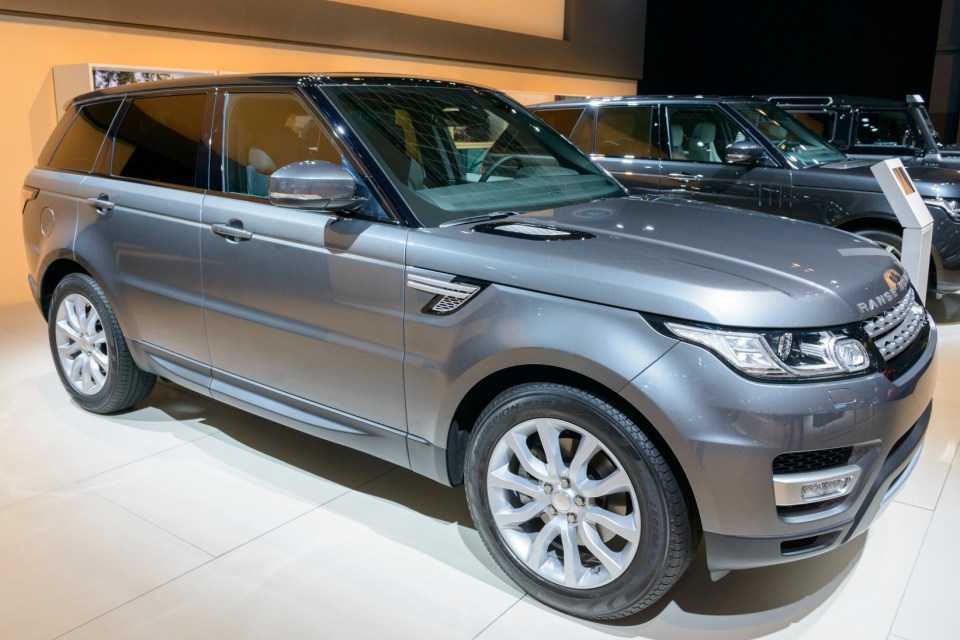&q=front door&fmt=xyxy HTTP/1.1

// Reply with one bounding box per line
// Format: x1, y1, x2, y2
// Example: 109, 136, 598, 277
200, 89, 409, 447
660, 103, 789, 215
